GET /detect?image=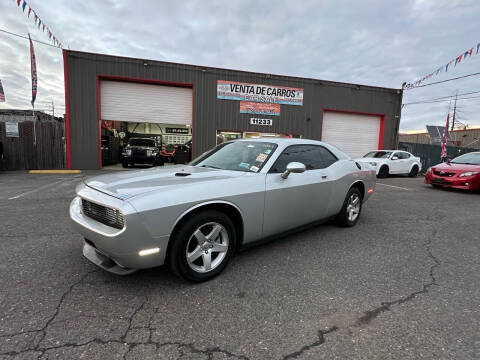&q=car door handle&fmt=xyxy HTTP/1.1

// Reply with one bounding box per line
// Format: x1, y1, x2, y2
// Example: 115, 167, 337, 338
321, 175, 328, 179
